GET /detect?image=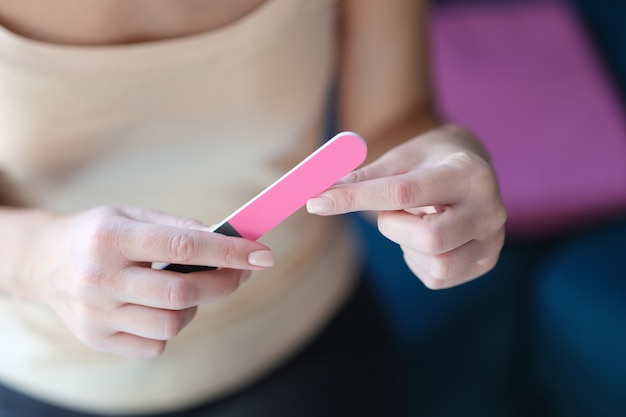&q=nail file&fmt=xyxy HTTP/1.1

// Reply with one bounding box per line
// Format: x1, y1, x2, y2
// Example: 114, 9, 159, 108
164, 131, 367, 273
